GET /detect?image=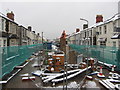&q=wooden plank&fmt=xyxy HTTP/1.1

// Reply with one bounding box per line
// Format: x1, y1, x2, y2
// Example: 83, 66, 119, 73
99, 80, 110, 89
